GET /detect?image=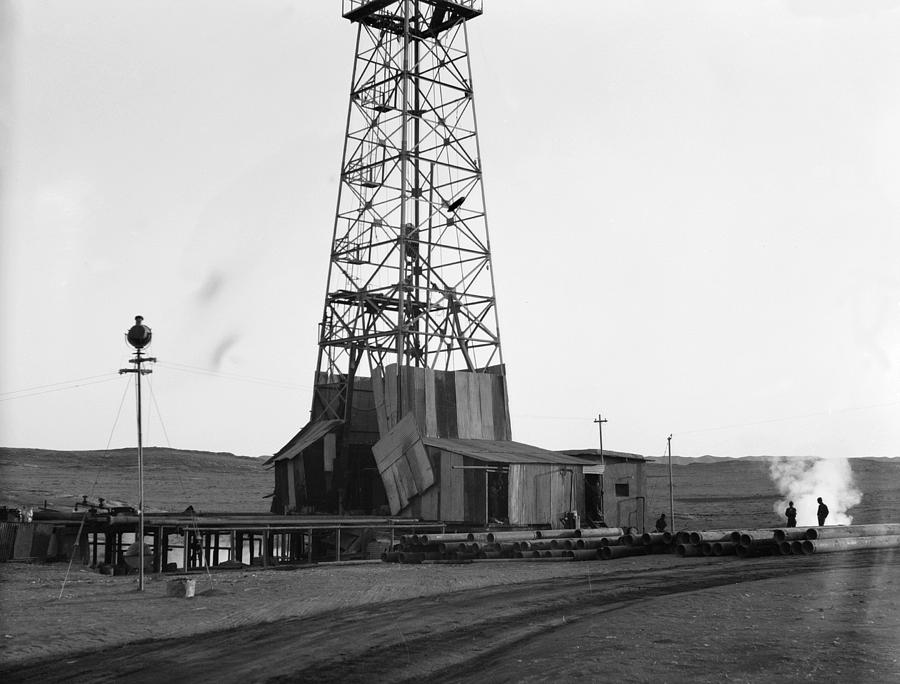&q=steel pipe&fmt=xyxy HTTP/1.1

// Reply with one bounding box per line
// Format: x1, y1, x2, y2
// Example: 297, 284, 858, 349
641, 532, 670, 546
675, 544, 703, 557
575, 527, 629, 539
486, 530, 540, 542
804, 524, 900, 541
772, 529, 807, 543
688, 530, 734, 545
569, 549, 600, 561
711, 541, 736, 556
599, 545, 646, 560
534, 530, 579, 540
418, 533, 472, 545
574, 539, 606, 550
735, 540, 777, 558
802, 535, 900, 554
